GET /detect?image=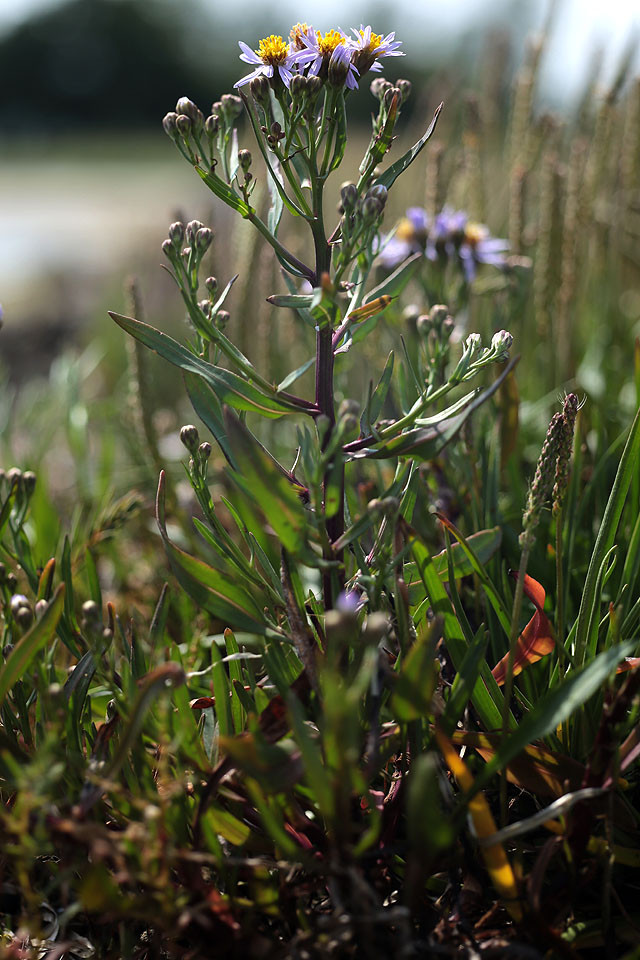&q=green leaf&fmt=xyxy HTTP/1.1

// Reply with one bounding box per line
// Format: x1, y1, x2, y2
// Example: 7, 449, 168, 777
574, 406, 640, 665
374, 102, 443, 191
363, 350, 394, 430
277, 356, 315, 392
156, 473, 269, 635
184, 372, 238, 469
267, 155, 285, 236
204, 805, 251, 846
109, 311, 299, 418
266, 293, 314, 309
441, 626, 489, 734
0, 585, 65, 709
195, 165, 250, 215
471, 641, 636, 797
224, 408, 311, 557
392, 620, 439, 722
